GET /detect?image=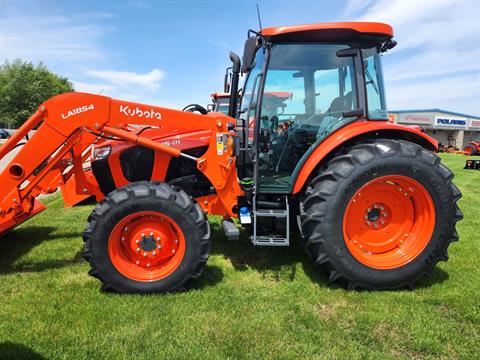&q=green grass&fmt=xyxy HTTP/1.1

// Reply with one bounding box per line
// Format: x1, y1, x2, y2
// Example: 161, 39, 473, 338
0, 153, 478, 359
